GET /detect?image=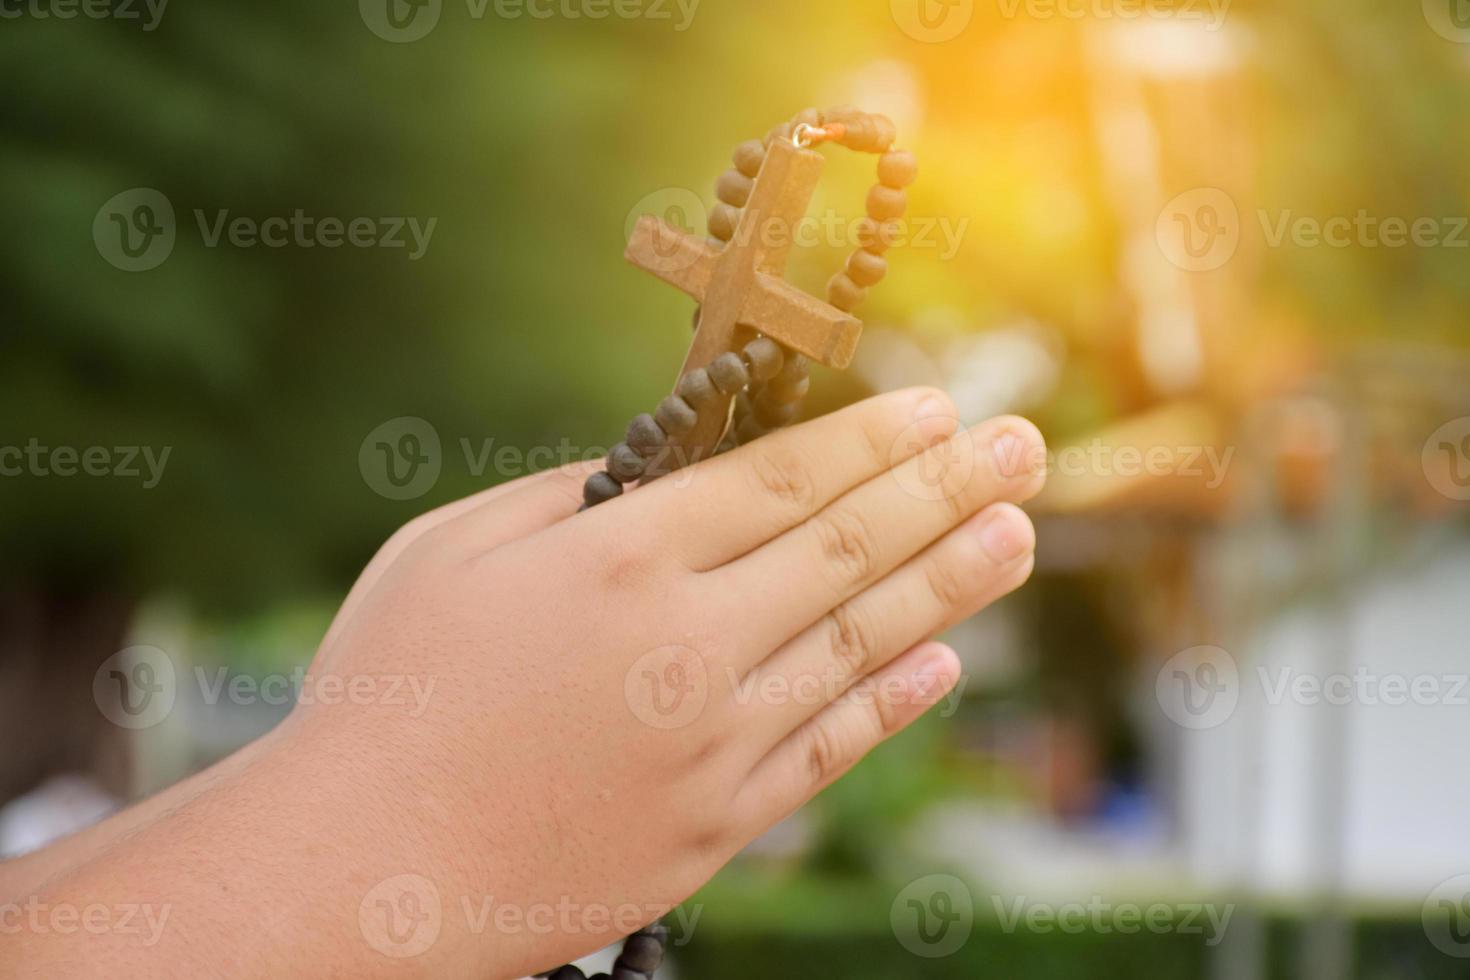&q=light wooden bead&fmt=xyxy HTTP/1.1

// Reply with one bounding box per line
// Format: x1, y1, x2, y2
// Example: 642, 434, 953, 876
708, 202, 740, 242
583, 472, 623, 506
676, 367, 719, 410
606, 443, 646, 483
654, 394, 697, 437
754, 396, 801, 428
867, 185, 907, 222
626, 413, 666, 457
733, 140, 765, 178
856, 217, 901, 254
869, 114, 897, 151
707, 352, 750, 394
827, 272, 866, 312
715, 168, 753, 208
877, 149, 918, 188
846, 249, 888, 288
764, 122, 794, 146
741, 336, 784, 381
